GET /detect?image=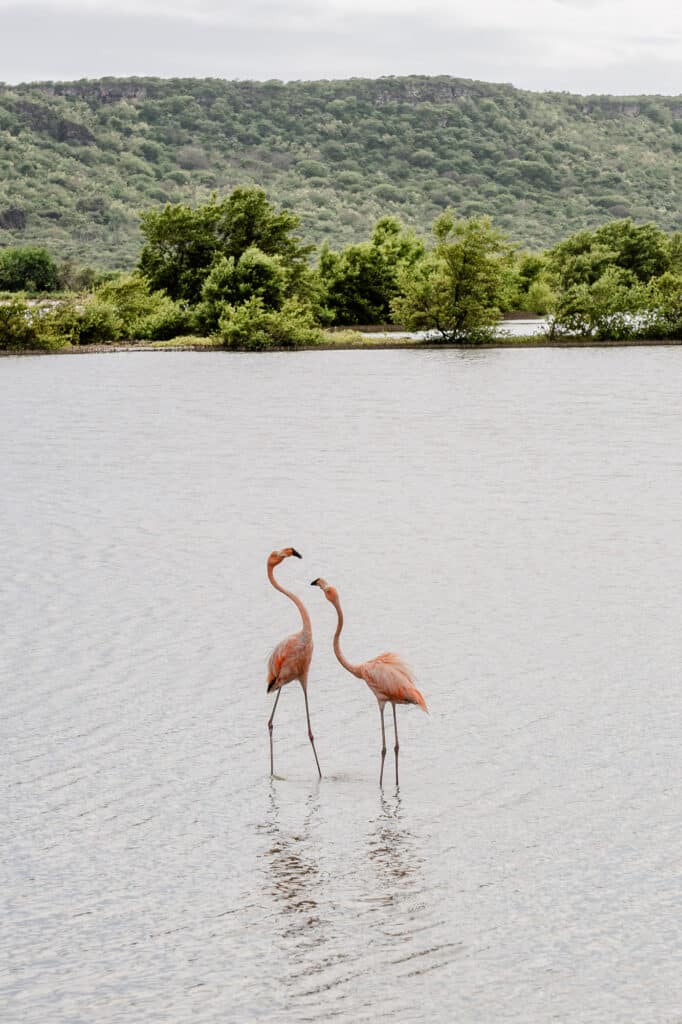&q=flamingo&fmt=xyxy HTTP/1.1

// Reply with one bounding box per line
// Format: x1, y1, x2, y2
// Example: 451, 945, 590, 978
310, 578, 427, 787
266, 547, 321, 778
